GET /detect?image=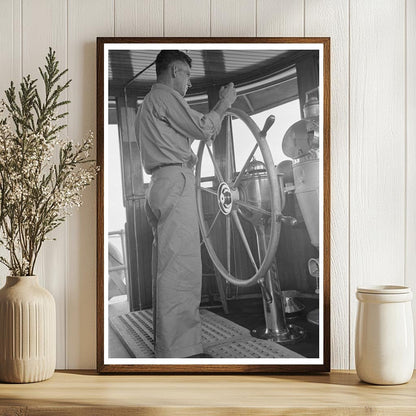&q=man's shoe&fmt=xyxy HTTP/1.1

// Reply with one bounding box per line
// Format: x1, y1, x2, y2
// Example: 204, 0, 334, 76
186, 353, 212, 358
